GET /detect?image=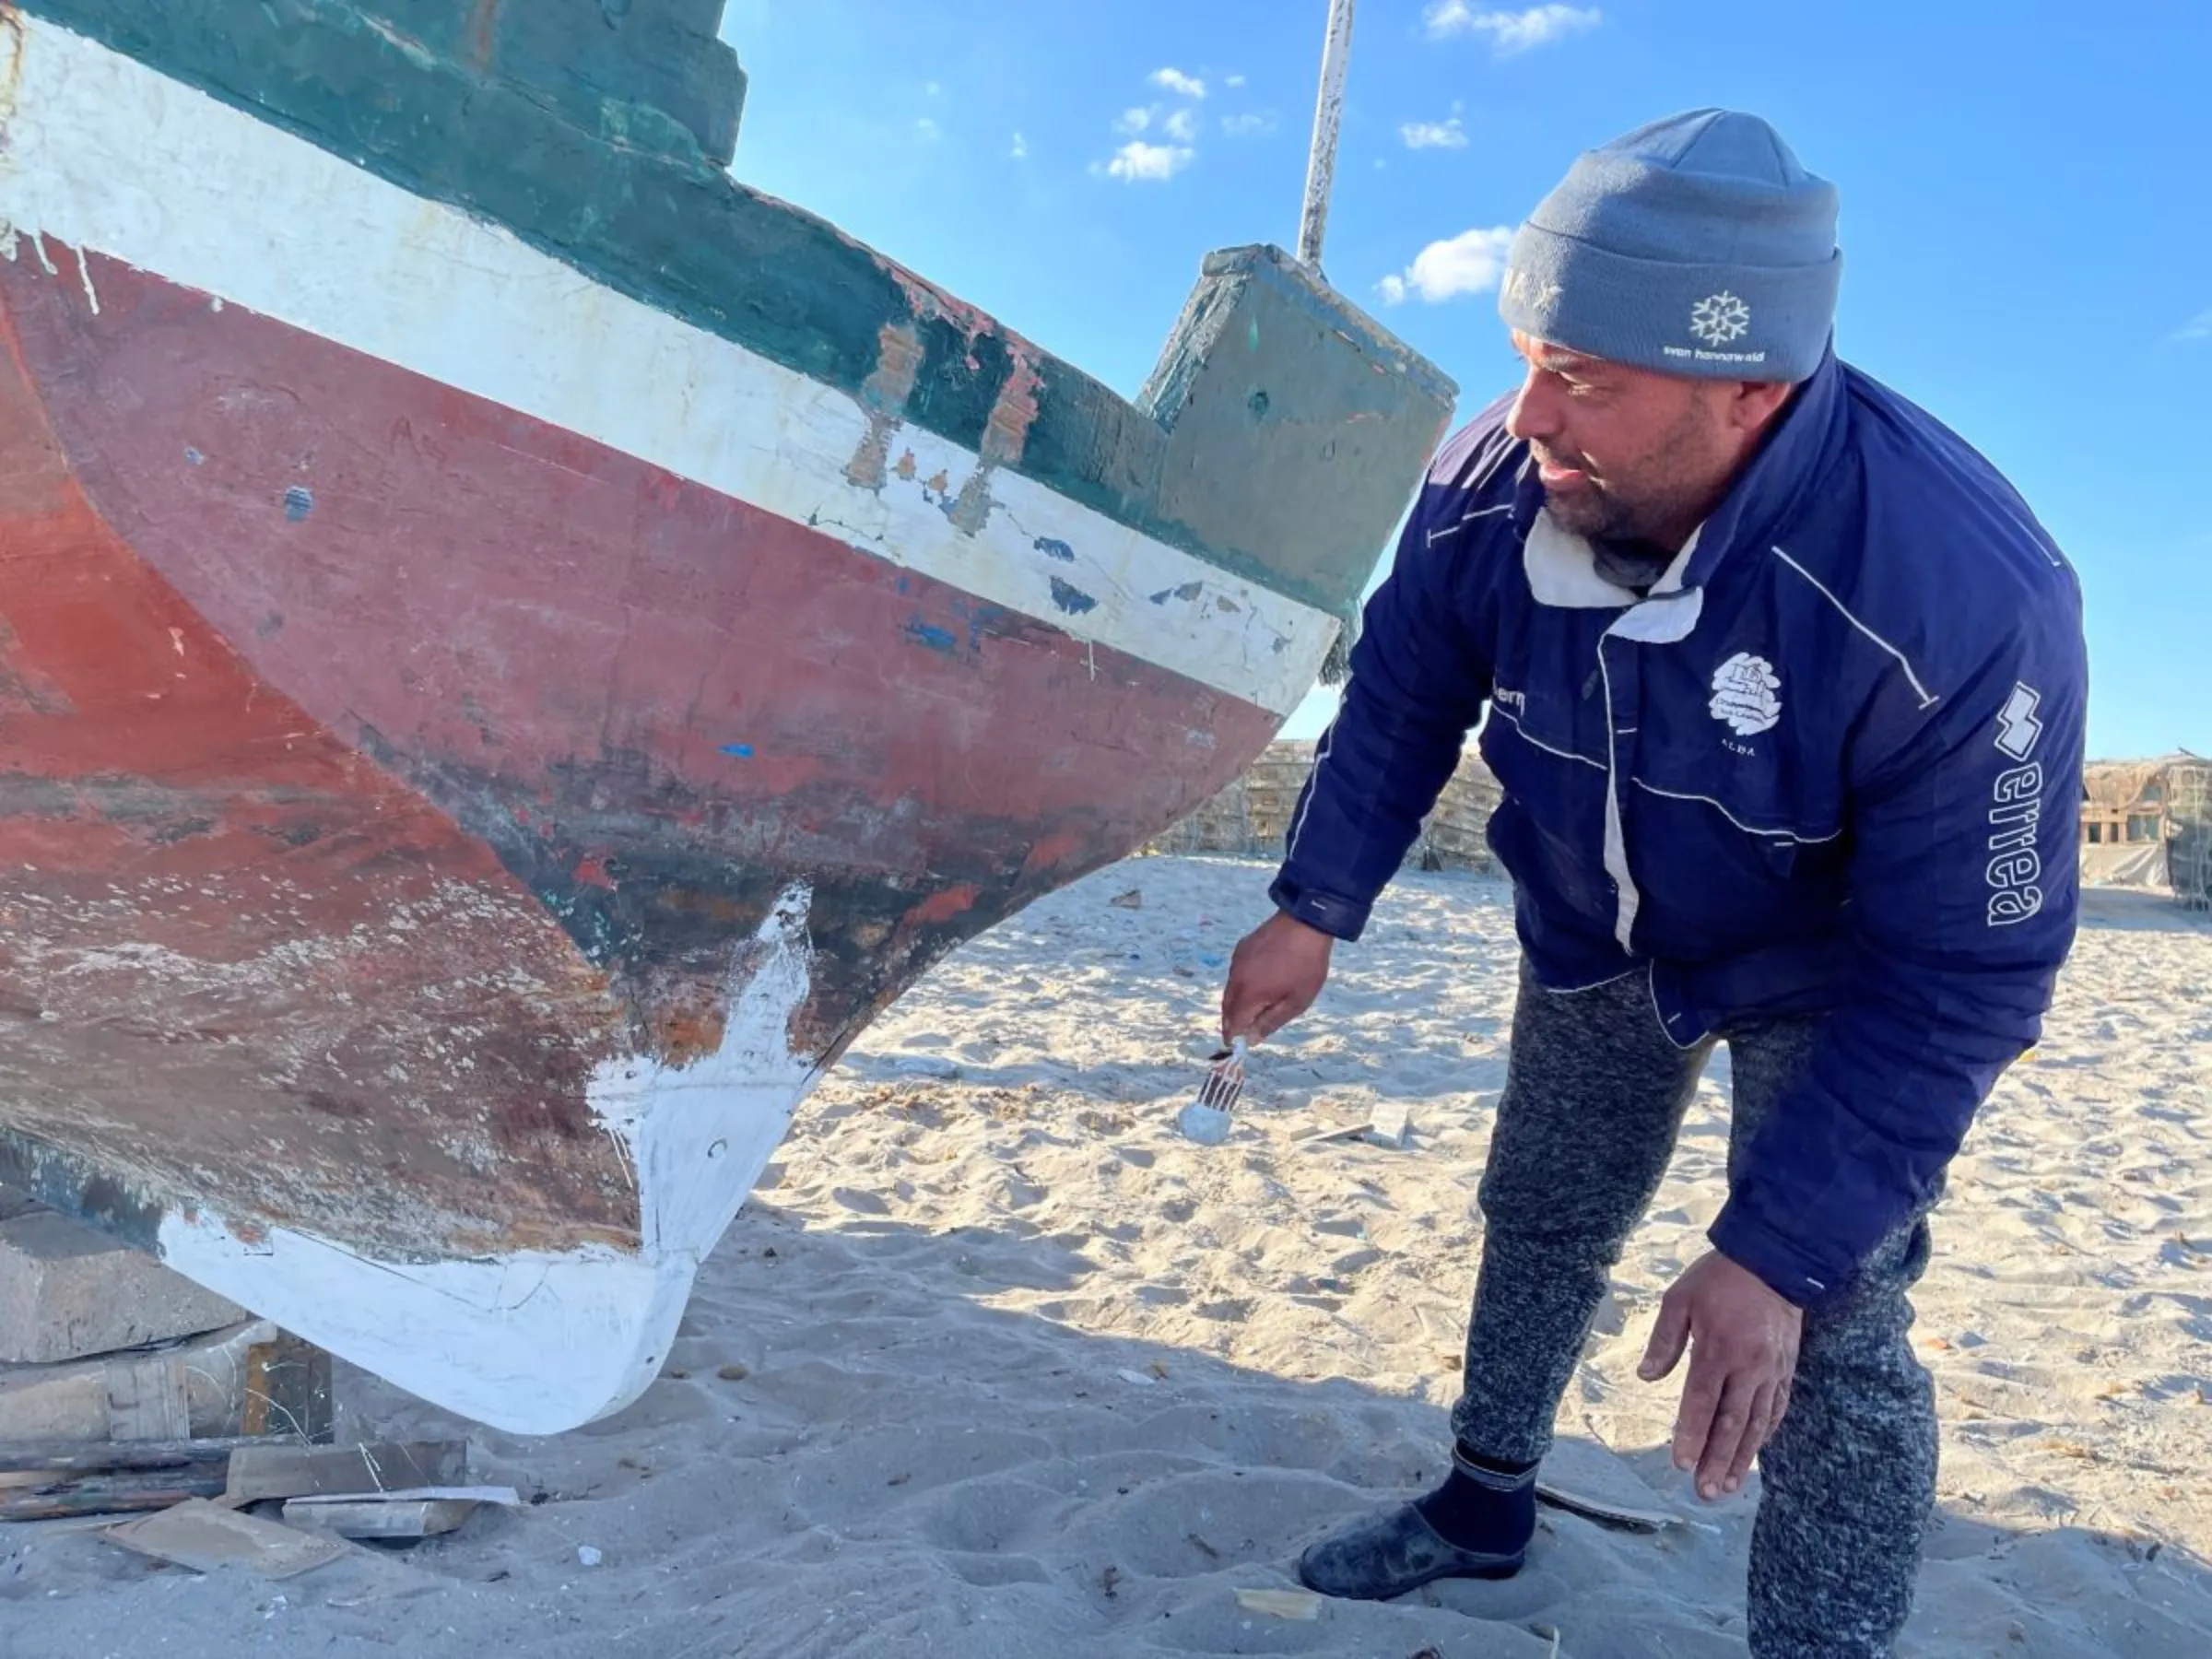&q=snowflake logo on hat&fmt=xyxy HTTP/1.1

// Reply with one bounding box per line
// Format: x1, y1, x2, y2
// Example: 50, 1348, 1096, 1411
1689, 291, 1753, 347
